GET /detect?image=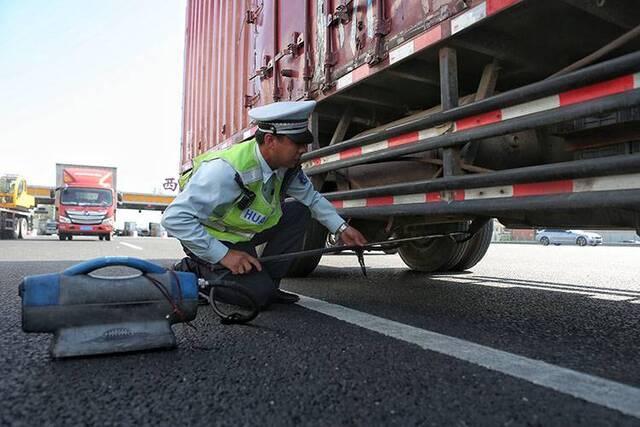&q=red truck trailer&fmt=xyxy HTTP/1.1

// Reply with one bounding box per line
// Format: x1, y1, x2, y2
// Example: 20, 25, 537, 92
55, 164, 117, 241
180, 0, 640, 275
